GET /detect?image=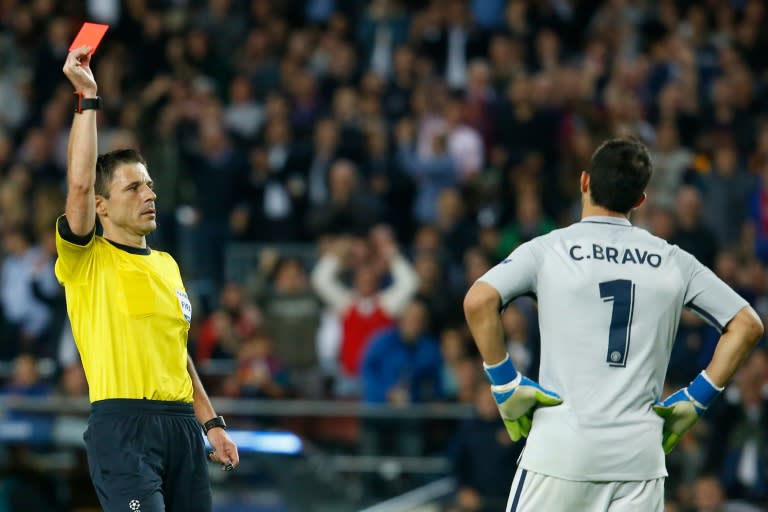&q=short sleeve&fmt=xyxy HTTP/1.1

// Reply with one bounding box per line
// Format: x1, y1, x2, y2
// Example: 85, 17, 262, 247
54, 215, 96, 285
477, 240, 539, 306
680, 249, 749, 333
